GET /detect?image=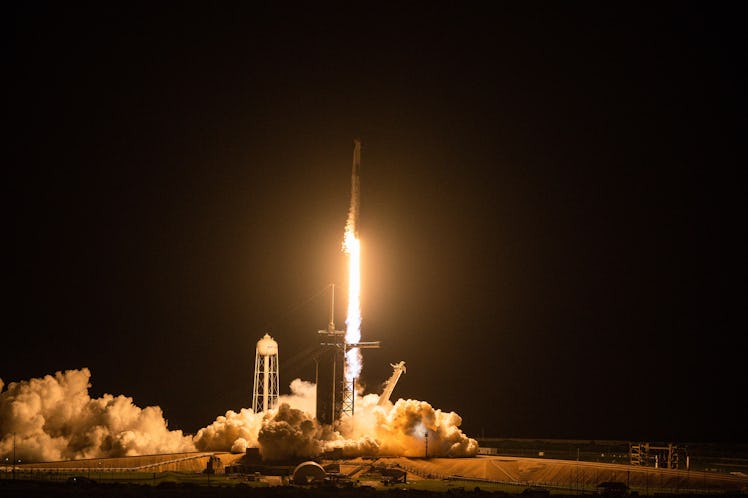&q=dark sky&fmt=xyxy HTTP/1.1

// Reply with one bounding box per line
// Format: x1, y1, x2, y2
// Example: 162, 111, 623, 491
8, 4, 745, 443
